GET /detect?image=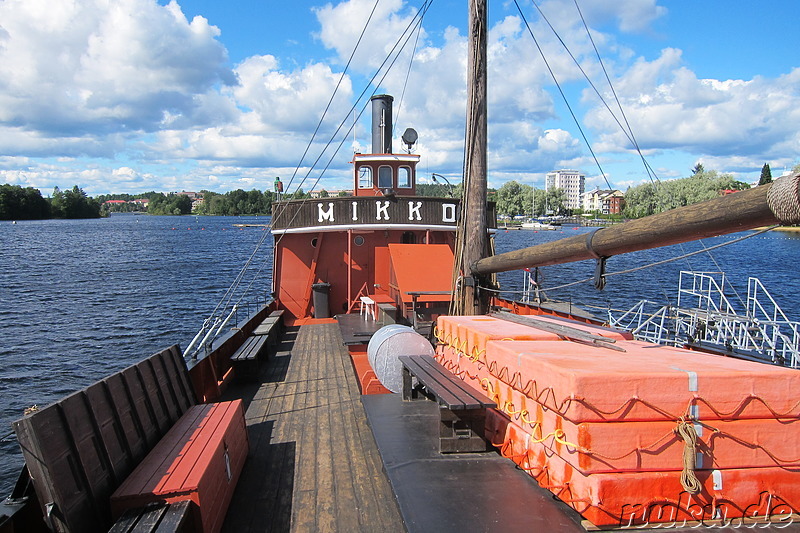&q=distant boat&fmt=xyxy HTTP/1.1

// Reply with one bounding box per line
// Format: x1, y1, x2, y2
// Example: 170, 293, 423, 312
520, 220, 556, 230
